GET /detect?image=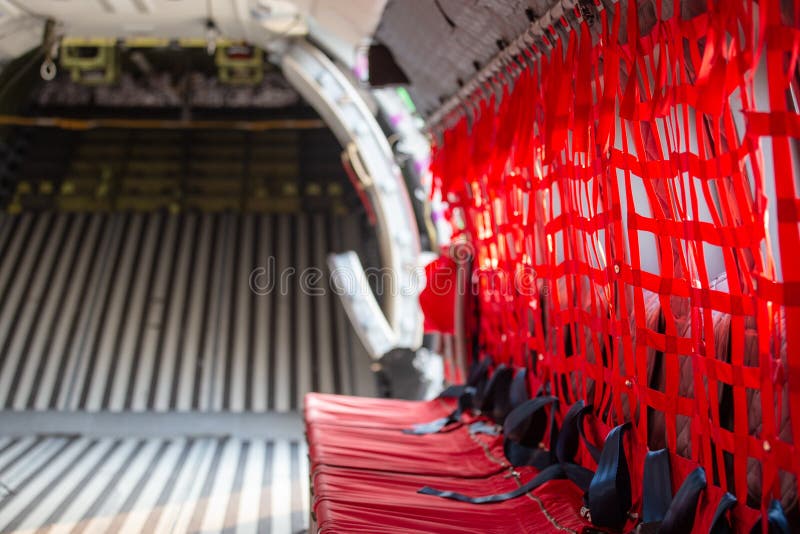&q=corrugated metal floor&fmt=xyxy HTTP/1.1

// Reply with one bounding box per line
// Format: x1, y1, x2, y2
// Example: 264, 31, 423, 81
0, 211, 374, 412
0, 435, 309, 534
0, 209, 378, 533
